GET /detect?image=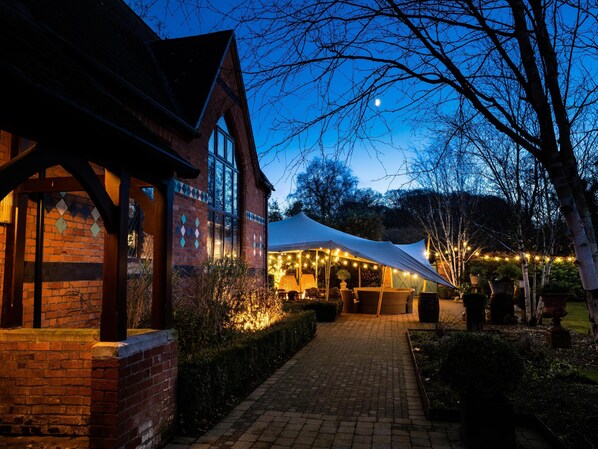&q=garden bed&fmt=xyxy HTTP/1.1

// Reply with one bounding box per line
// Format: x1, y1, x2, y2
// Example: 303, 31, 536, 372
408, 327, 598, 449
178, 311, 317, 435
